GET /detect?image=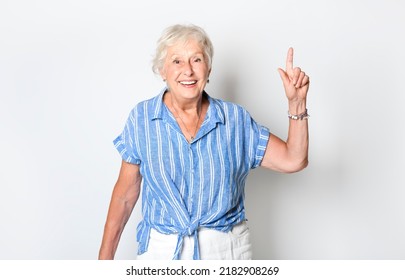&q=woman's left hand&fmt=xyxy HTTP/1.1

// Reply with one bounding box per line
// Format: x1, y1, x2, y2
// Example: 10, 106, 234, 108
278, 47, 310, 103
